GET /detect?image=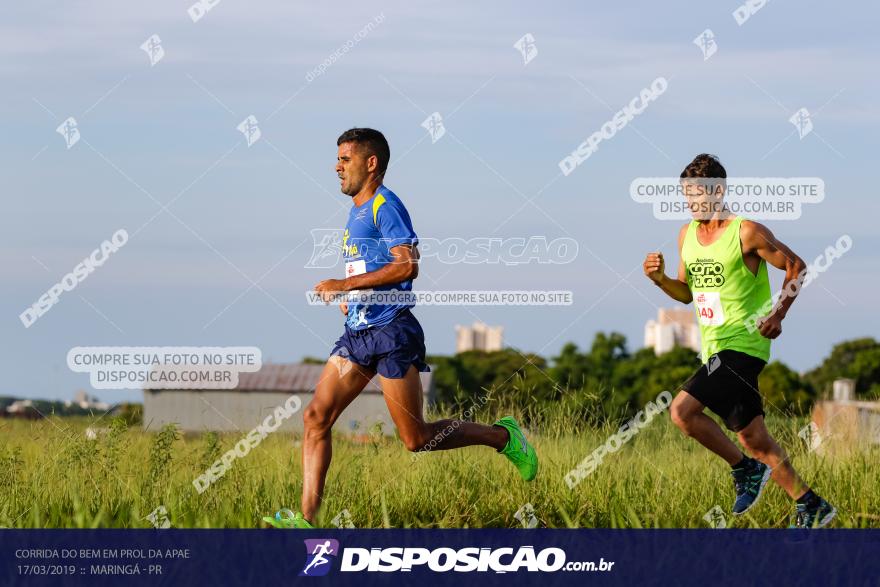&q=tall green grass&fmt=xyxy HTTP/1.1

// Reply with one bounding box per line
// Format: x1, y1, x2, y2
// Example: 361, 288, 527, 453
0, 408, 876, 529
